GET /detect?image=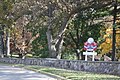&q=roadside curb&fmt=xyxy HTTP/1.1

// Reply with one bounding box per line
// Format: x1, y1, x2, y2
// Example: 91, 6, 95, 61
24, 67, 67, 80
